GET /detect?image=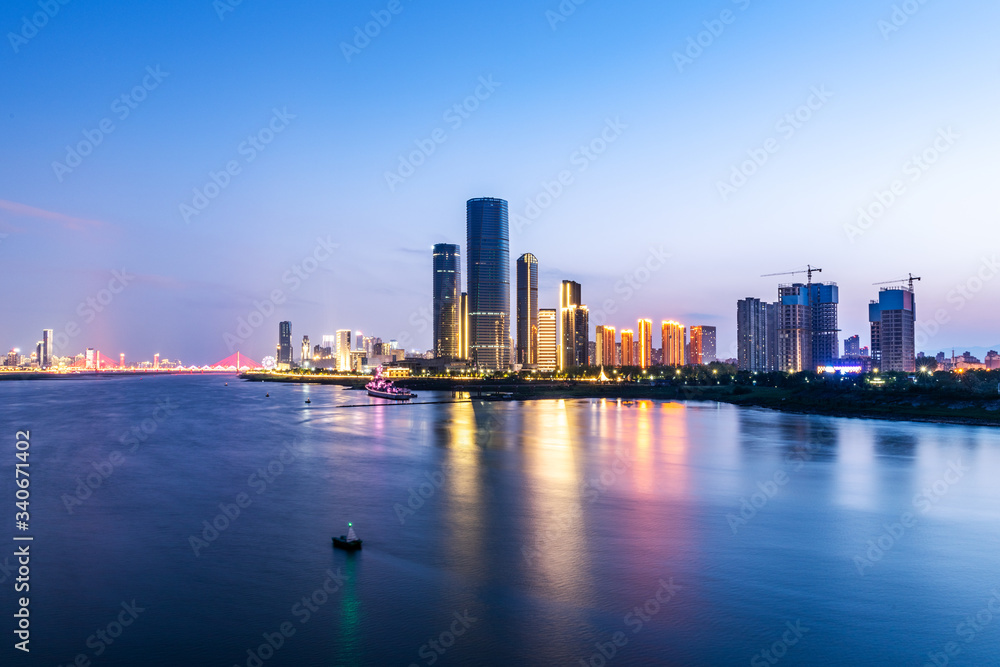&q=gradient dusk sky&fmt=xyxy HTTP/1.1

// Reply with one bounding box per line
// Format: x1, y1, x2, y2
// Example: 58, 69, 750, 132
2, 0, 997, 363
